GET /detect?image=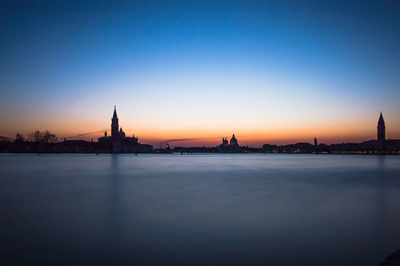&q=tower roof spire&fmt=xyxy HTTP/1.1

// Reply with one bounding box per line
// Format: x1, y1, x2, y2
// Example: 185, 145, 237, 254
113, 105, 117, 118
378, 112, 385, 125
